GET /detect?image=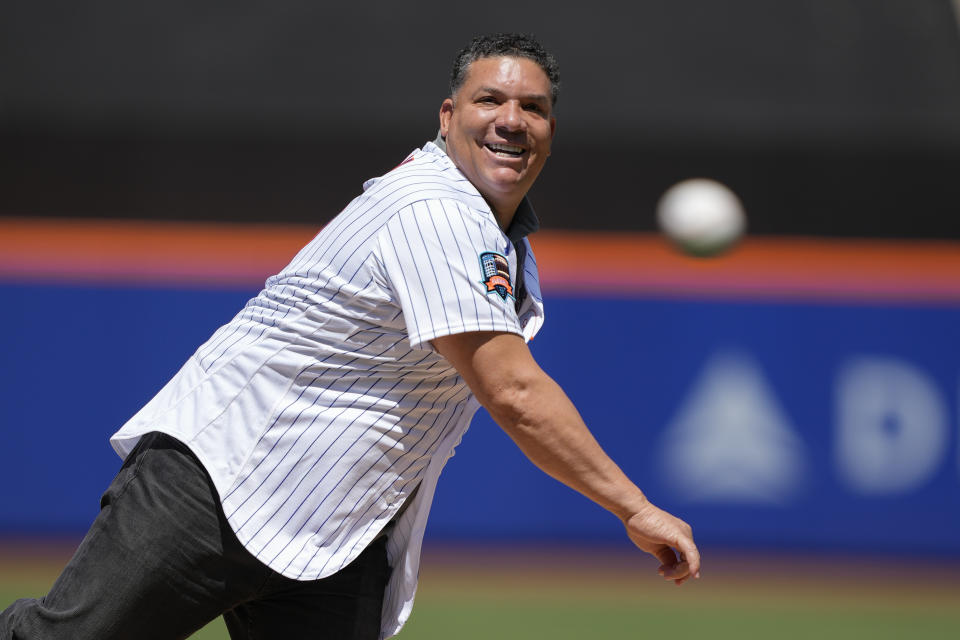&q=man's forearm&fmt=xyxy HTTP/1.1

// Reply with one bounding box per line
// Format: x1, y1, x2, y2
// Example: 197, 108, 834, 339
485, 370, 649, 522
